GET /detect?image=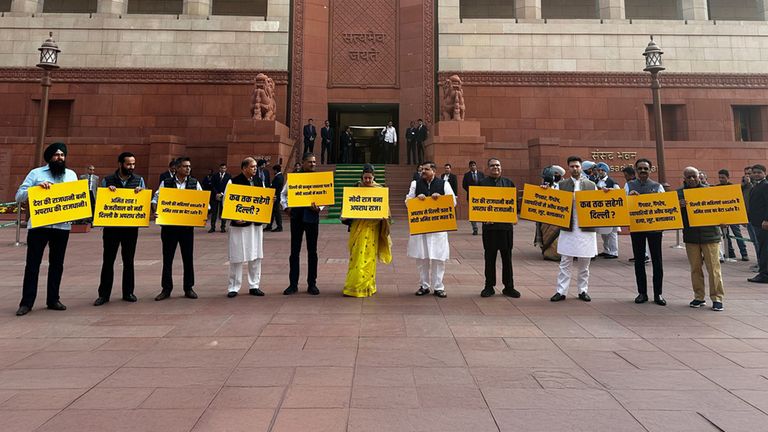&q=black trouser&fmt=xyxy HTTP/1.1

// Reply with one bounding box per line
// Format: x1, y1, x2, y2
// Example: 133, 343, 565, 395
303, 141, 314, 155
98, 227, 139, 299
342, 145, 353, 164
415, 140, 425, 164
269, 197, 282, 229
210, 199, 225, 230
755, 224, 768, 277
320, 141, 331, 164
160, 226, 195, 292
21, 228, 70, 308
407, 139, 416, 165
724, 224, 748, 258
289, 220, 319, 288
630, 231, 663, 297
482, 229, 514, 289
